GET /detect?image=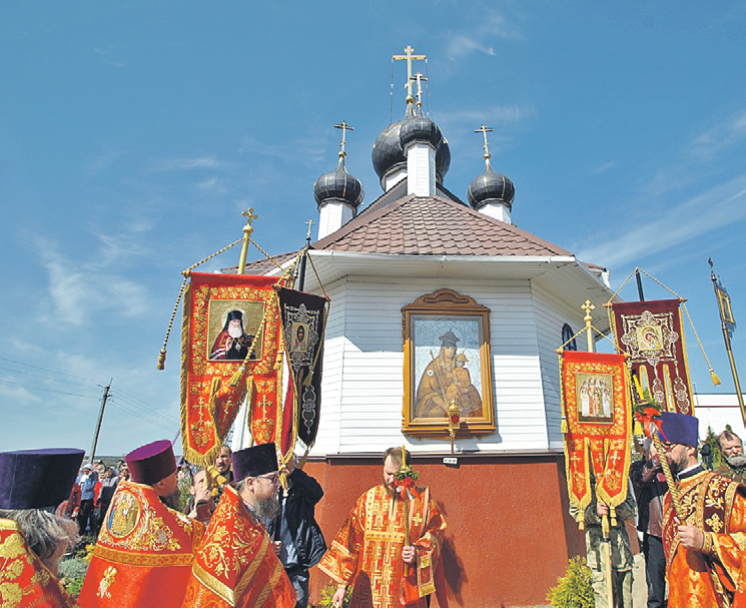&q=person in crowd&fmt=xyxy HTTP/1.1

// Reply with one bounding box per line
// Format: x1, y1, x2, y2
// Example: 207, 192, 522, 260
658, 412, 746, 606
630, 438, 667, 608
320, 447, 447, 608
214, 444, 234, 483
0, 447, 85, 606
569, 475, 636, 608
716, 429, 746, 483
92, 466, 119, 538
184, 469, 215, 524
181, 442, 296, 607
265, 454, 327, 608
118, 464, 130, 481
78, 440, 205, 608
76, 463, 98, 534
